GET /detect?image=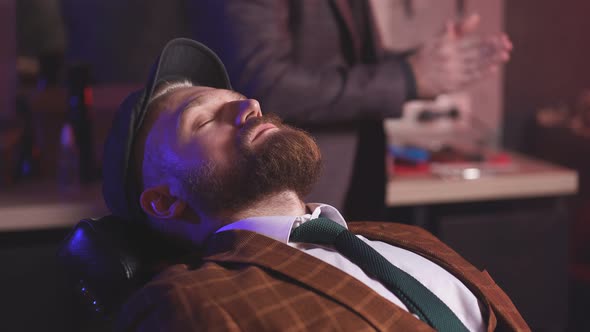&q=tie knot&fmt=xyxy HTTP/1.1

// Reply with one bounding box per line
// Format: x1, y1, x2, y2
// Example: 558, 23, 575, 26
289, 217, 347, 245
